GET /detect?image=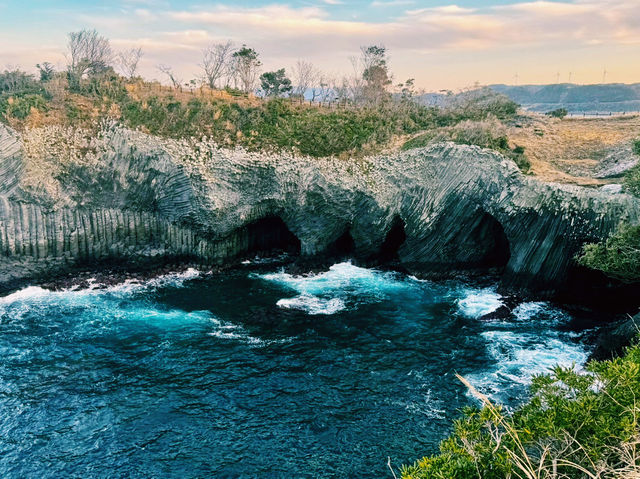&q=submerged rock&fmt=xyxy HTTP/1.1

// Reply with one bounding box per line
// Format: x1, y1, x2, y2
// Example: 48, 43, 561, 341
591, 312, 640, 360
1, 122, 639, 302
